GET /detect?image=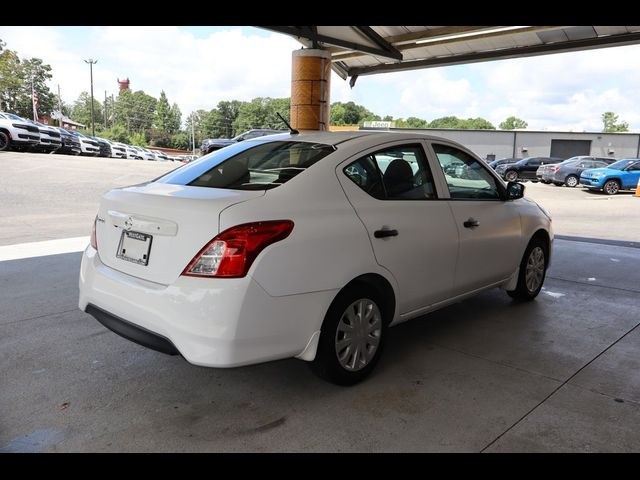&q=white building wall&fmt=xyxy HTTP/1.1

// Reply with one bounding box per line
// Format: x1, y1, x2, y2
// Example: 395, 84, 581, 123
362, 128, 640, 161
